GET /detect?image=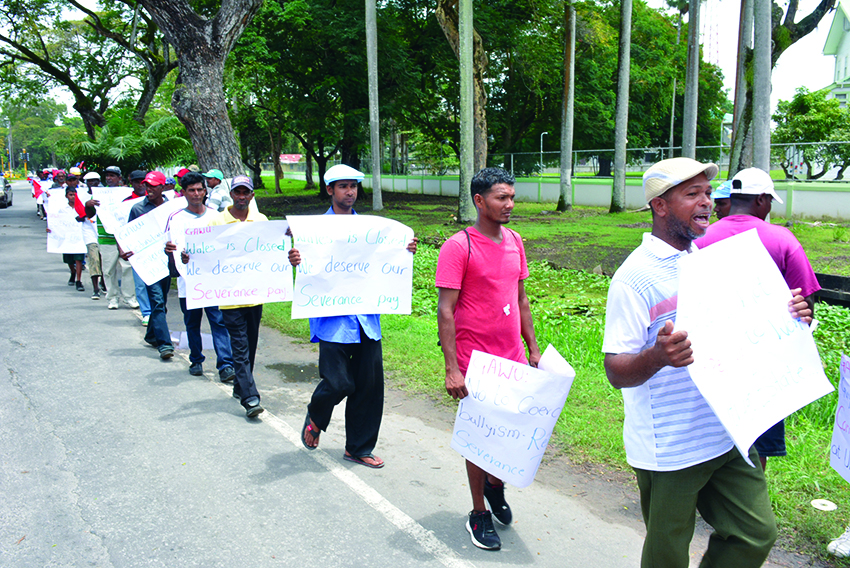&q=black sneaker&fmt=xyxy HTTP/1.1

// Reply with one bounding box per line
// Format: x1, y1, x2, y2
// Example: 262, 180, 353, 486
244, 396, 264, 418
484, 479, 513, 525
466, 510, 501, 550
68, 274, 75, 286
189, 362, 203, 376
75, 282, 85, 291
219, 366, 236, 383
